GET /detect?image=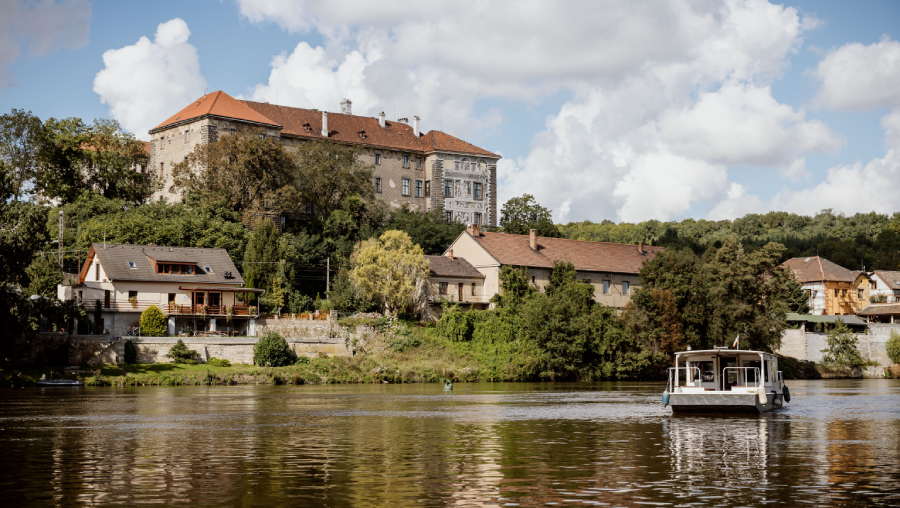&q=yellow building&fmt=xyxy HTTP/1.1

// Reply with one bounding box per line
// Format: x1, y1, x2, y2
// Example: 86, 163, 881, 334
781, 256, 862, 315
